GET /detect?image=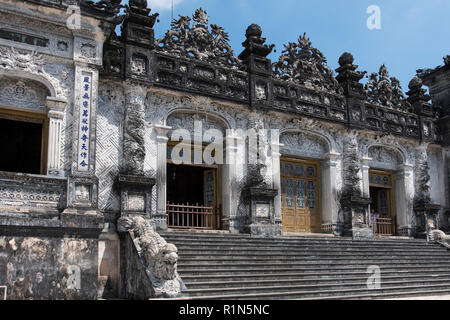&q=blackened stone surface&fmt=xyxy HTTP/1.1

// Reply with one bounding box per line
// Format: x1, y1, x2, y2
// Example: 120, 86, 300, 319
0, 235, 99, 300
